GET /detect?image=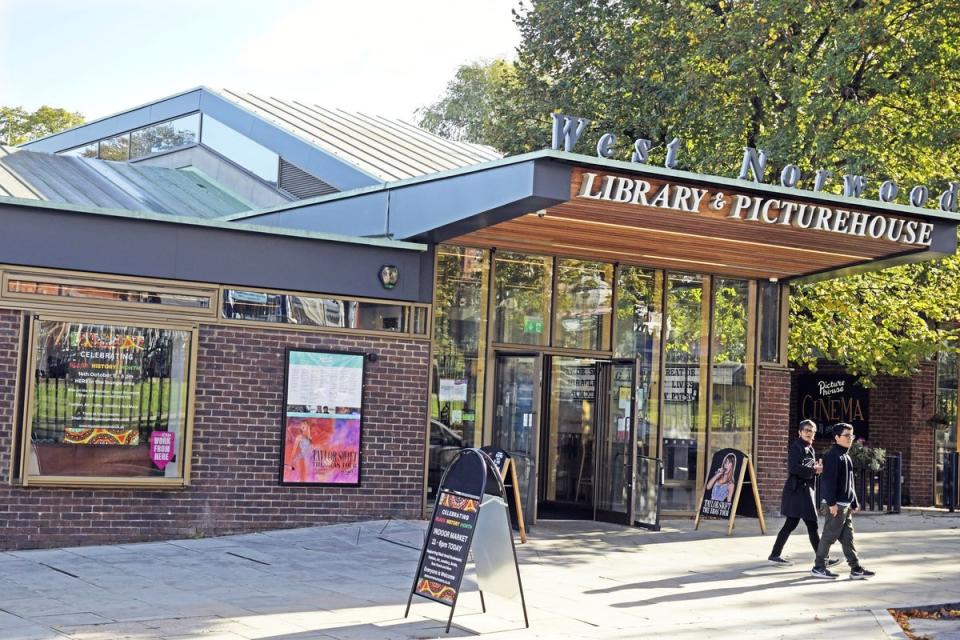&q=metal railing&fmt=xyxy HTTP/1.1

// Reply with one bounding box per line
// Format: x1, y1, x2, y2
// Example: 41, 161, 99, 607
945, 452, 960, 512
